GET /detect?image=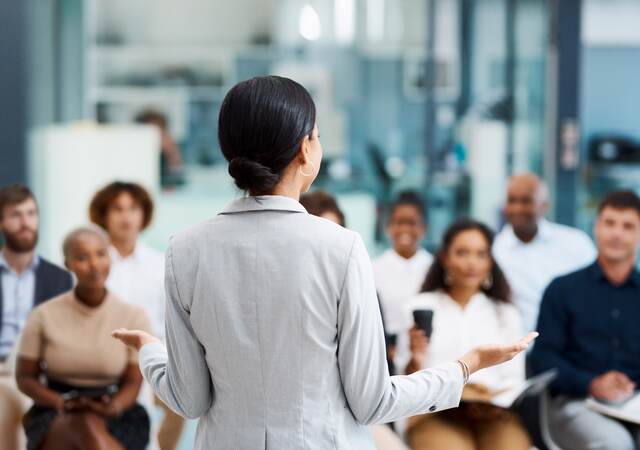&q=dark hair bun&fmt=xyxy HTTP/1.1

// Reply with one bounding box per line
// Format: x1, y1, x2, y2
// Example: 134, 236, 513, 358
228, 157, 279, 192
219, 76, 316, 194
